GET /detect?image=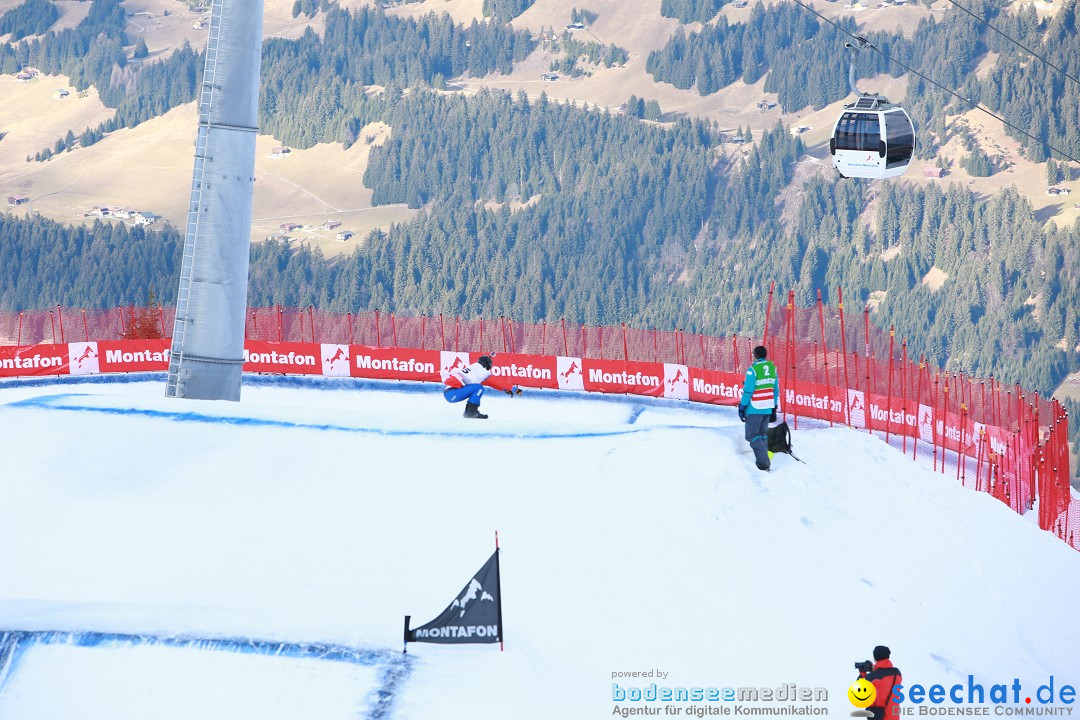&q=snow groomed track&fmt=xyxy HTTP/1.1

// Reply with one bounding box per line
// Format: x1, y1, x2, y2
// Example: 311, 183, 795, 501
1, 375, 1078, 719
